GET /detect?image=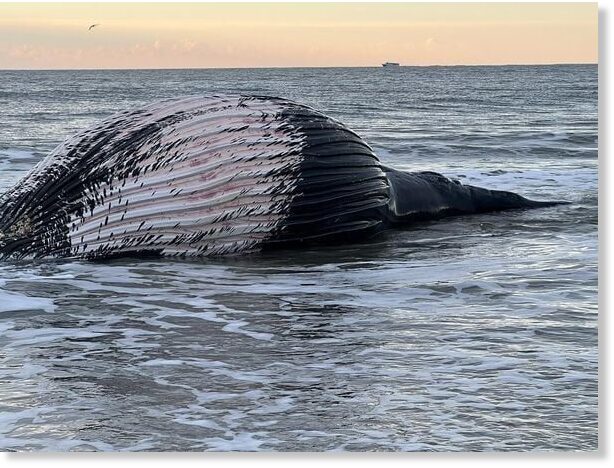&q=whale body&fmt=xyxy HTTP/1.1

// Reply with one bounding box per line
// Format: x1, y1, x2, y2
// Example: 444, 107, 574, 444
0, 95, 562, 260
